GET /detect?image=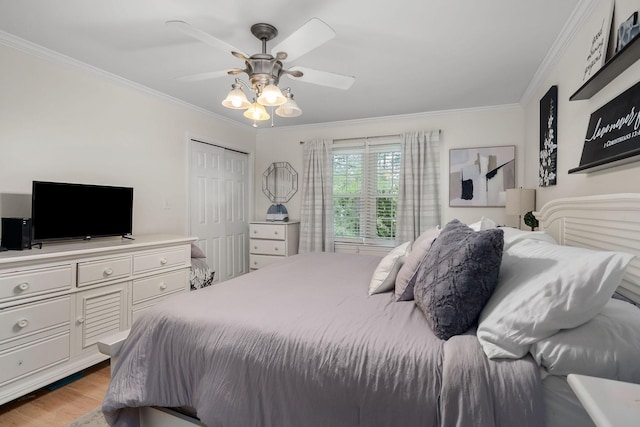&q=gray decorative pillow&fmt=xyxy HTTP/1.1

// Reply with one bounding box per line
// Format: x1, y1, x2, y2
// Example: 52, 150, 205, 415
191, 243, 207, 259
395, 227, 440, 301
414, 219, 504, 340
